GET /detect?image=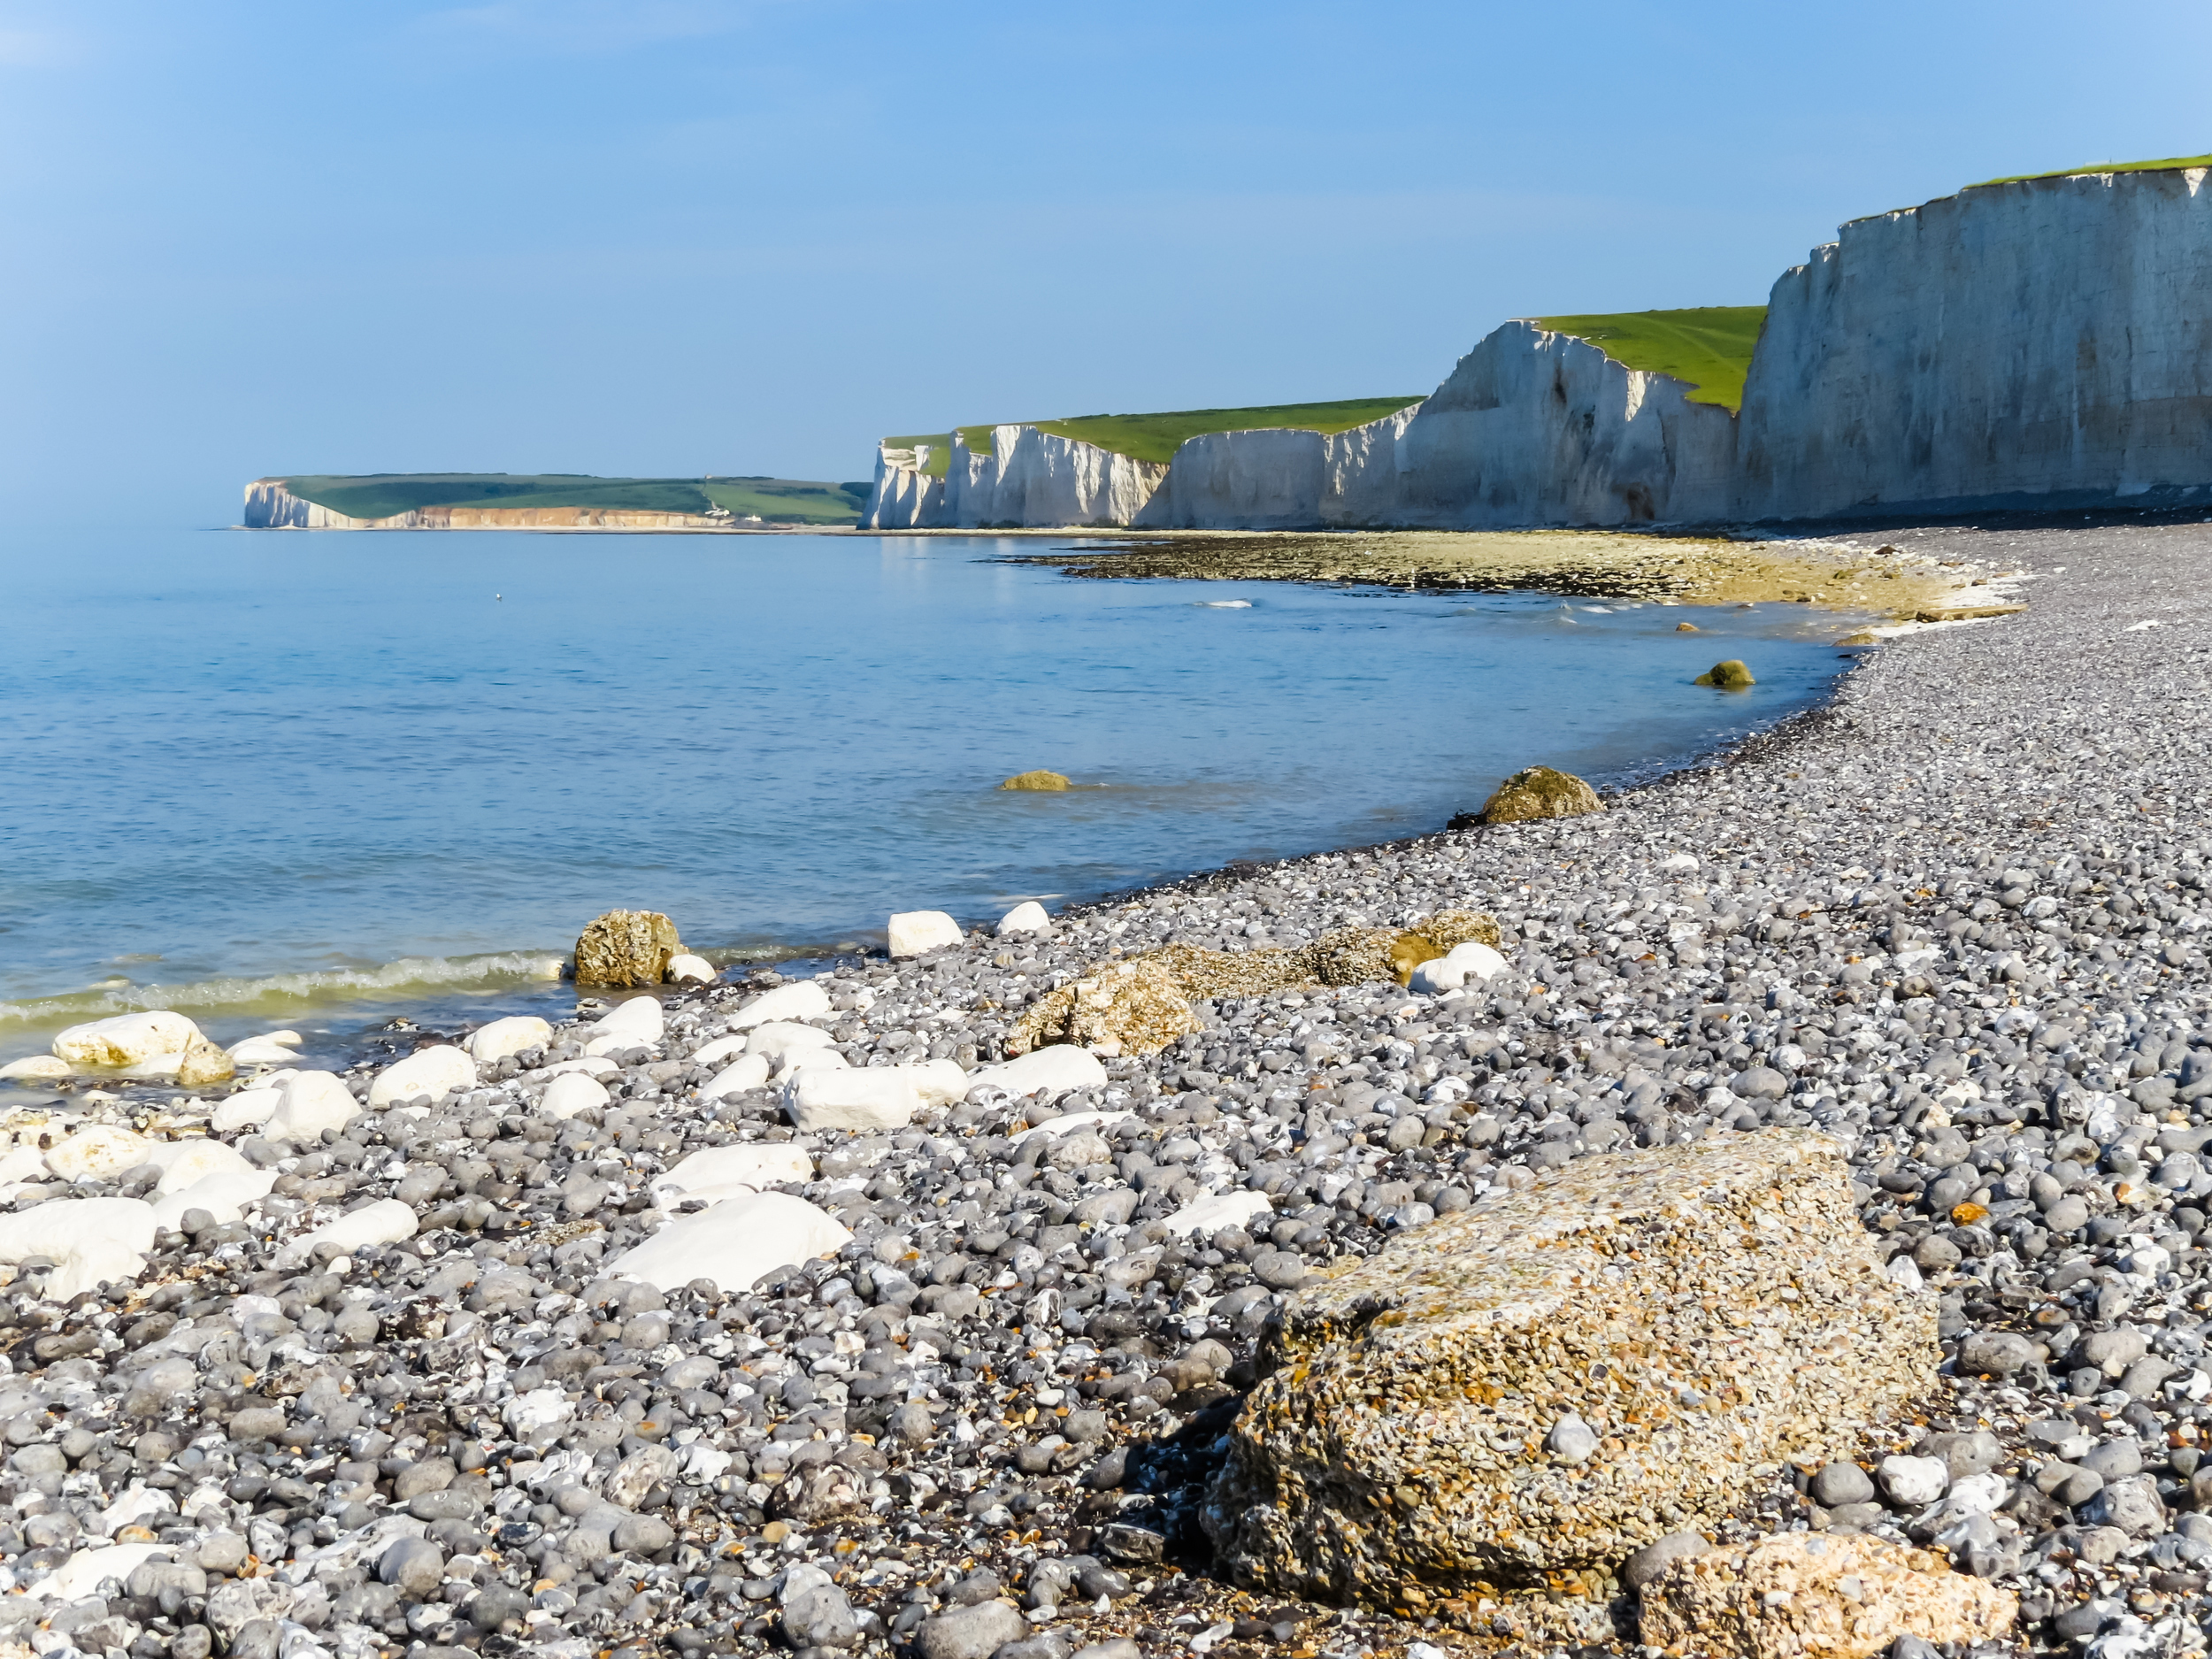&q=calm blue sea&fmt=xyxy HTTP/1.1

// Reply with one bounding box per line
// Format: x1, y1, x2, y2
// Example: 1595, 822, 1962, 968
0, 528, 1855, 1064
